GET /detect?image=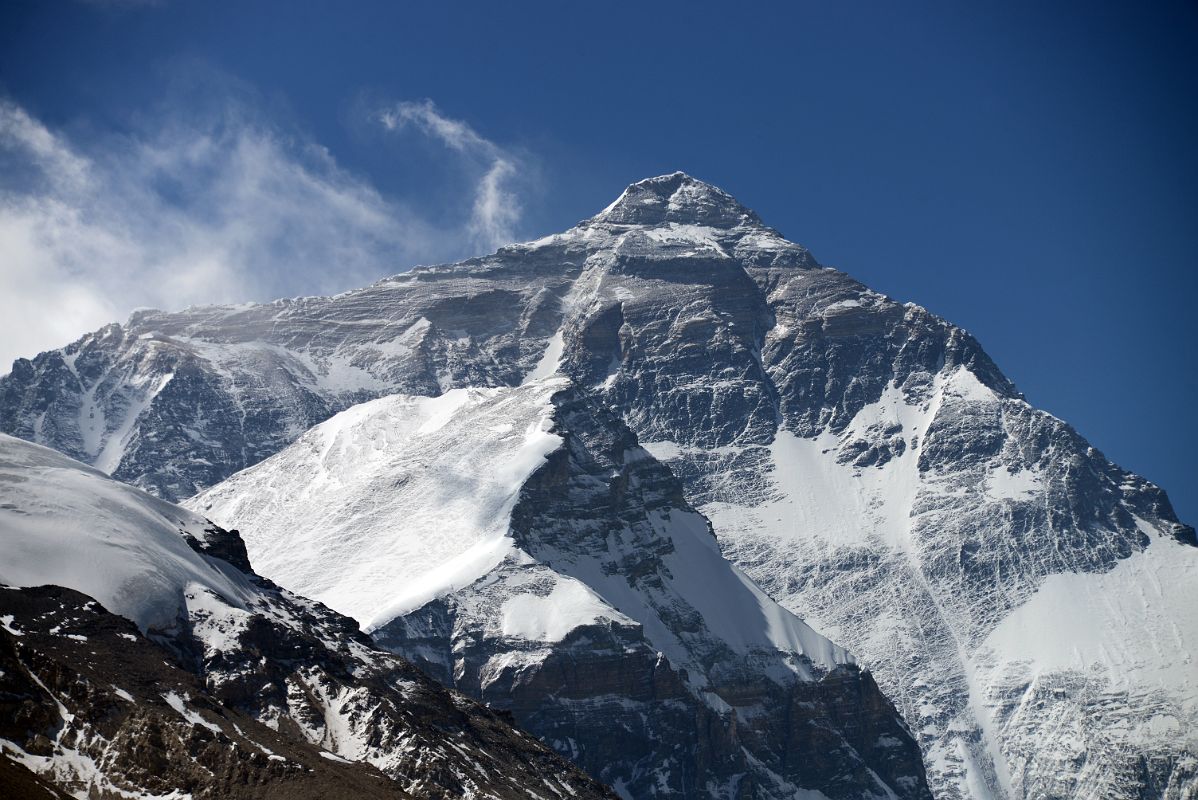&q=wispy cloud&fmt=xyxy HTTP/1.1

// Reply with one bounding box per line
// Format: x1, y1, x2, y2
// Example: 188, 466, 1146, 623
0, 95, 524, 371
380, 99, 522, 253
